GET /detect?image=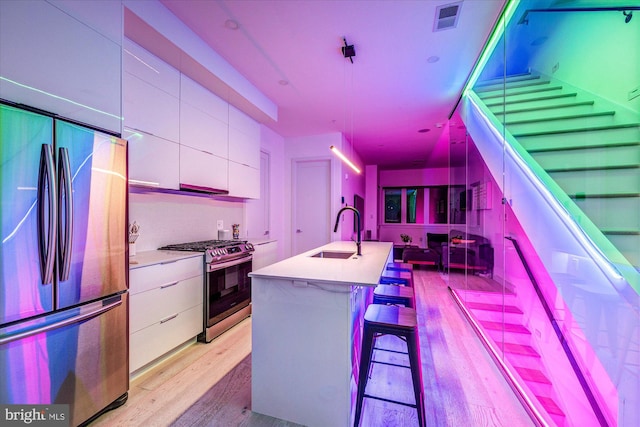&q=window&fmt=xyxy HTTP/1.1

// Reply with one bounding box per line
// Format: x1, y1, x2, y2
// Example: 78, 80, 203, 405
384, 189, 402, 223
406, 188, 424, 223
382, 186, 454, 225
